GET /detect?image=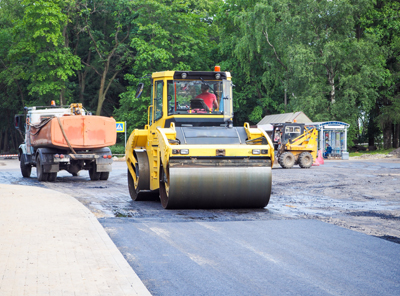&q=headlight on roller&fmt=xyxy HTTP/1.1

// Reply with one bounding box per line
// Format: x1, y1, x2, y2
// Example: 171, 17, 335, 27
180, 149, 189, 155
252, 149, 261, 155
